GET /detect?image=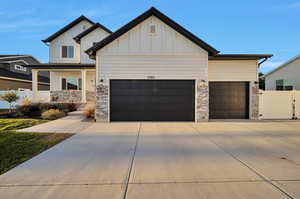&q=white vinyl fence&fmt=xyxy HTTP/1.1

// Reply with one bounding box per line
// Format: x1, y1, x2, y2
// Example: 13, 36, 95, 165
0, 91, 50, 109
259, 90, 300, 119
